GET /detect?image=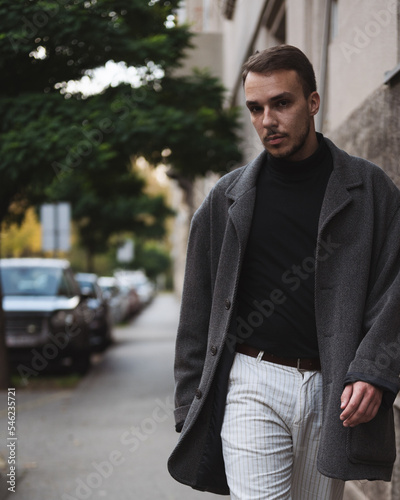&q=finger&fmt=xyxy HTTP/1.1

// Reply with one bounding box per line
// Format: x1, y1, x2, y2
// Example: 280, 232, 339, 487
340, 390, 363, 421
342, 398, 374, 427
340, 384, 353, 410
342, 388, 382, 427
347, 395, 382, 426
